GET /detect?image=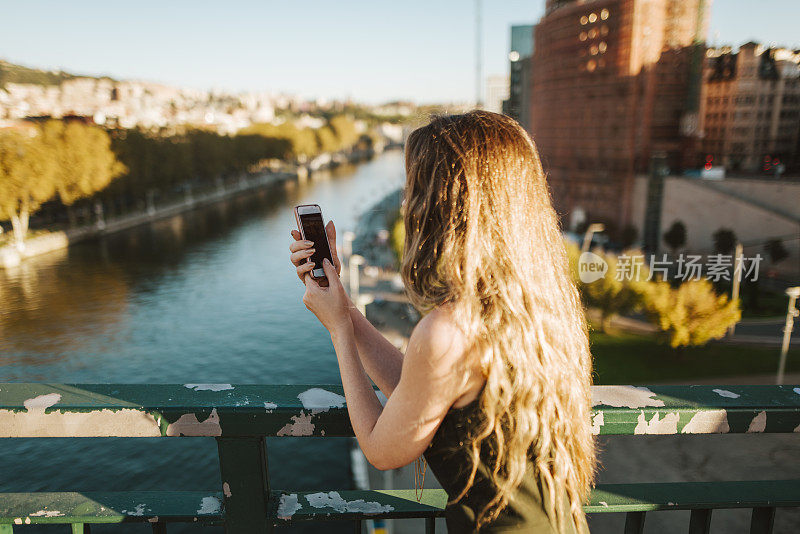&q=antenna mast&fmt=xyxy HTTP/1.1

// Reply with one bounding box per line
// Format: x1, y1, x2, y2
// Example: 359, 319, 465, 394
475, 0, 483, 108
